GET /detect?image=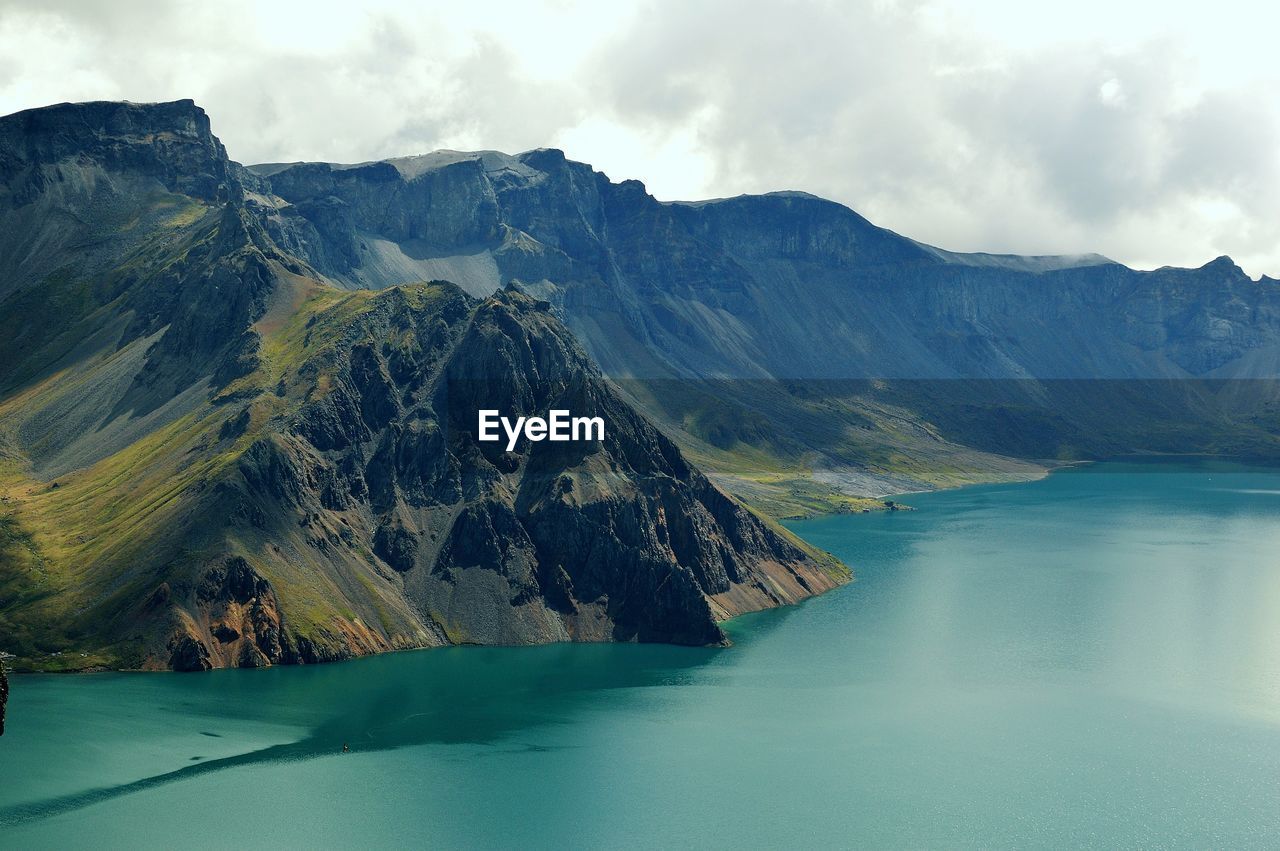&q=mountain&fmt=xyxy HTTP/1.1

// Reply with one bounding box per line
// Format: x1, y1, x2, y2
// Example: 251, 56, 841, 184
0, 100, 844, 672
248, 146, 1280, 508
250, 150, 1280, 381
